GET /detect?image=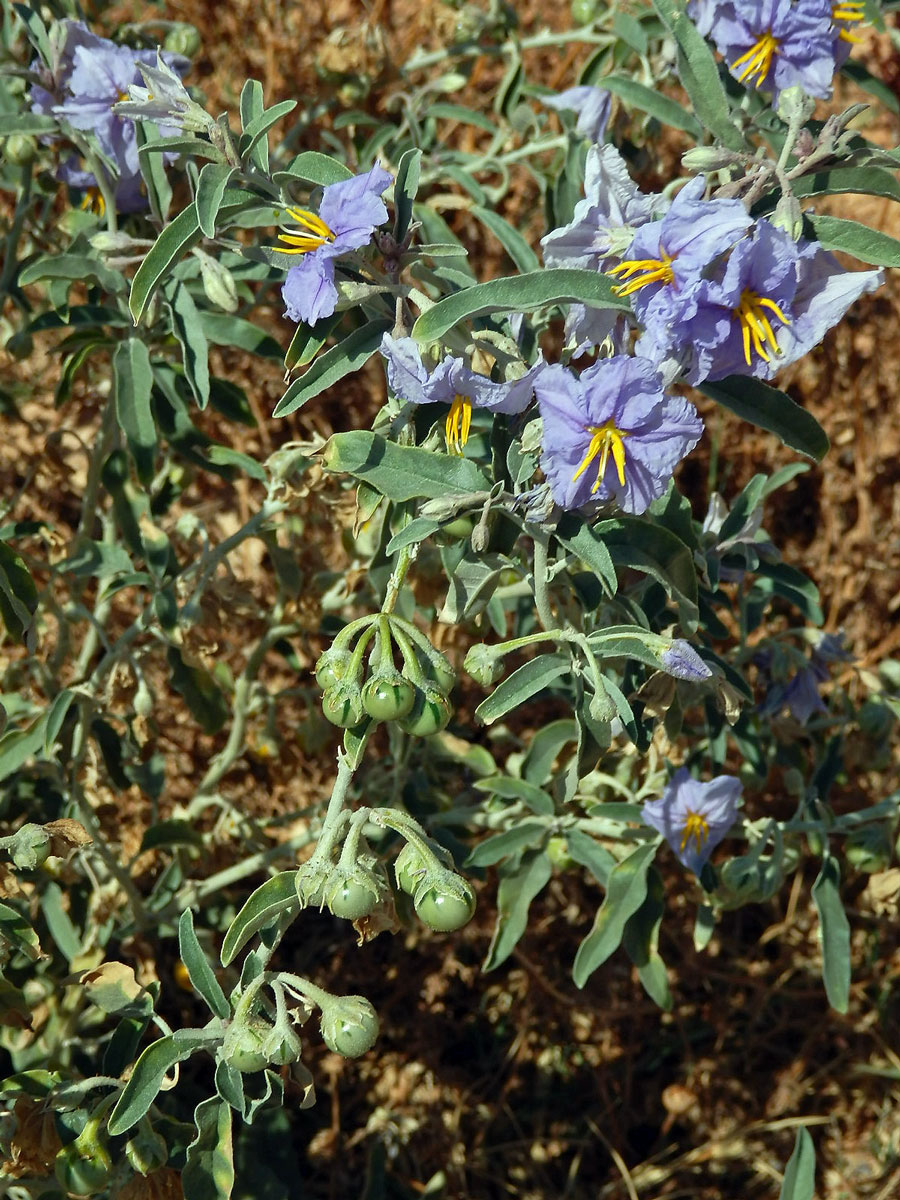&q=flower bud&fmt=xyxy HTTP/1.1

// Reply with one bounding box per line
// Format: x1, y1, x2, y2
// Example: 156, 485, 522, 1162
771, 192, 804, 241
10, 824, 52, 870
4, 134, 37, 166
777, 85, 815, 126
680, 146, 739, 172
319, 994, 379, 1057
